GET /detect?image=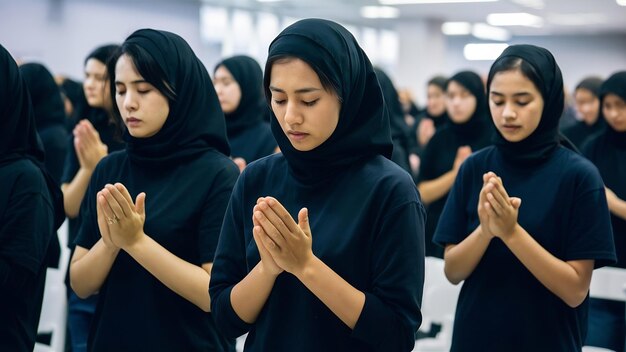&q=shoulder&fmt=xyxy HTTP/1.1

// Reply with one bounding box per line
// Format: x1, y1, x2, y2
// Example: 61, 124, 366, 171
0, 159, 46, 189
356, 156, 421, 205
192, 150, 240, 183
241, 153, 286, 180
553, 147, 604, 191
